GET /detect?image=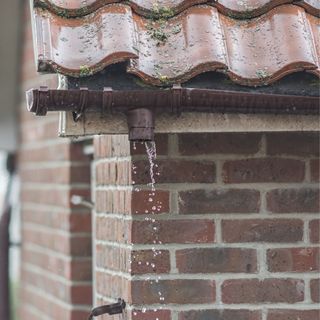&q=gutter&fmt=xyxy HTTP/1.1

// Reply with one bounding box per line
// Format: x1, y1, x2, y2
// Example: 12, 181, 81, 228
26, 86, 320, 141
